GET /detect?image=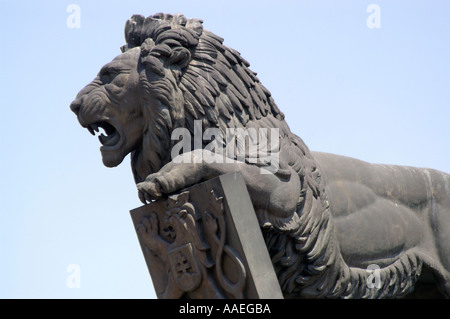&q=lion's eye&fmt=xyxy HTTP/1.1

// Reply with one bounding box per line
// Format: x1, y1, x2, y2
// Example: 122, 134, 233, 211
99, 68, 119, 82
